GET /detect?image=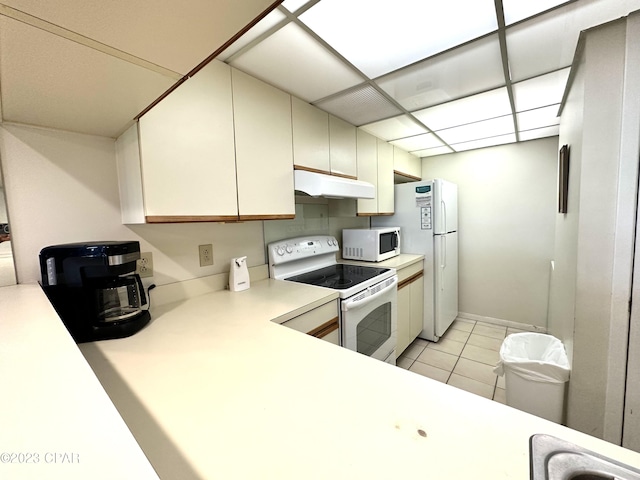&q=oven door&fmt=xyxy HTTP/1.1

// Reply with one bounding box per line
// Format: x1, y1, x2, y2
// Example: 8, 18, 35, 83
341, 275, 398, 364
